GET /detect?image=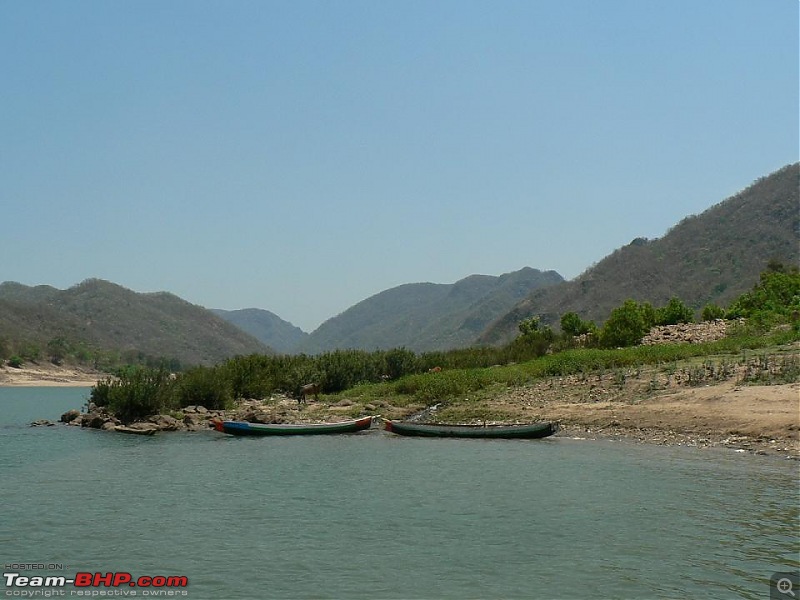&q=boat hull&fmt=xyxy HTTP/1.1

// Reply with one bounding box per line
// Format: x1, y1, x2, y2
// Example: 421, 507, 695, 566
384, 420, 556, 439
215, 416, 374, 436
114, 425, 157, 436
